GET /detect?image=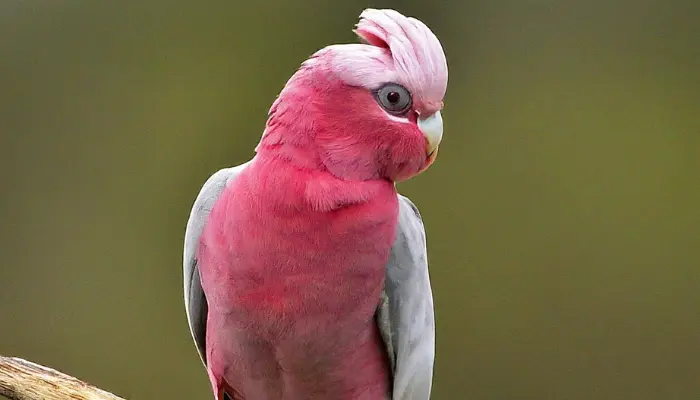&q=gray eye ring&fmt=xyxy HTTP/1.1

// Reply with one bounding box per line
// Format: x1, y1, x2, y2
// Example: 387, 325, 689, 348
374, 83, 412, 115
